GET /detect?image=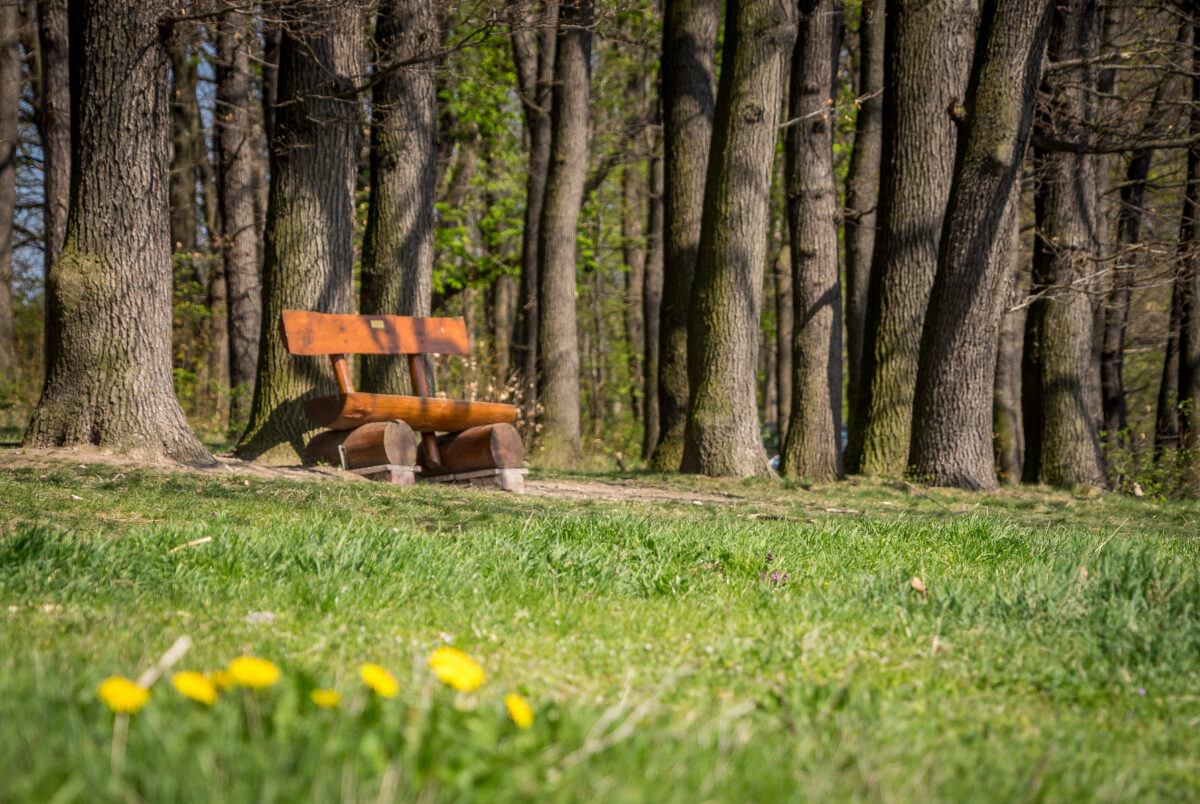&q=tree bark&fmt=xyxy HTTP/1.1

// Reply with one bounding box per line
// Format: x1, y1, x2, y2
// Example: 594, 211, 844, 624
681, 0, 796, 478
1021, 0, 1107, 488
993, 189, 1025, 485
510, 0, 557, 429
24, 0, 211, 464
649, 0, 718, 471
1156, 278, 1184, 457
779, 0, 842, 481
909, 0, 1053, 490
0, 0, 17, 374
36, 0, 69, 272
361, 0, 439, 395
492, 272, 516, 385
643, 130, 664, 459
844, 0, 978, 477
533, 0, 592, 468
215, 1, 261, 427
843, 0, 883, 436
236, 4, 364, 463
